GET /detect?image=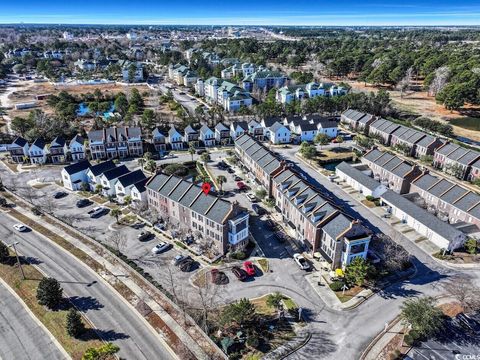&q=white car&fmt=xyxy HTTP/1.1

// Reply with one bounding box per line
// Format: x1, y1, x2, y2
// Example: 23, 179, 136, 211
293, 253, 310, 270
89, 206, 106, 218
246, 193, 257, 202
13, 223, 28, 232
151, 242, 171, 254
